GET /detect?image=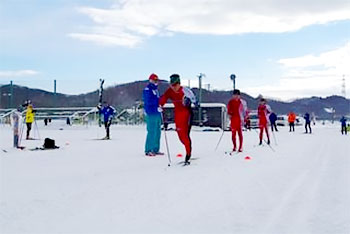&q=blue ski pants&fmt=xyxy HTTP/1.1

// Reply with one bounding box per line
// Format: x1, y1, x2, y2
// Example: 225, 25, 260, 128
145, 114, 162, 153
